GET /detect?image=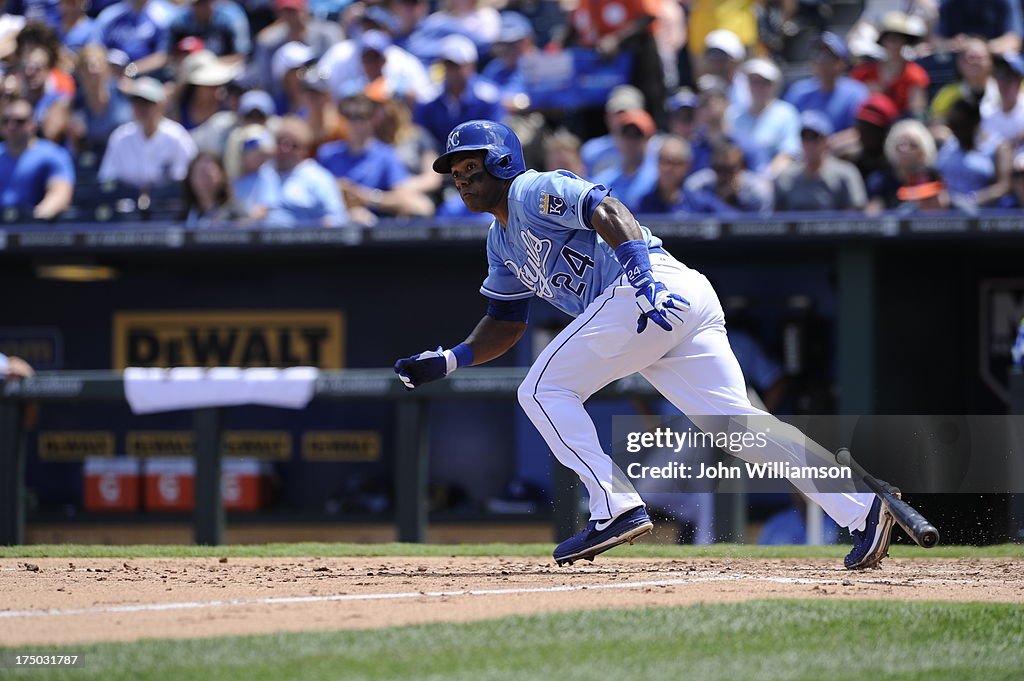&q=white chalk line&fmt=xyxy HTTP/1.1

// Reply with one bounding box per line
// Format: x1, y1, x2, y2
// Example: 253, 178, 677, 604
0, 572, 958, 620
